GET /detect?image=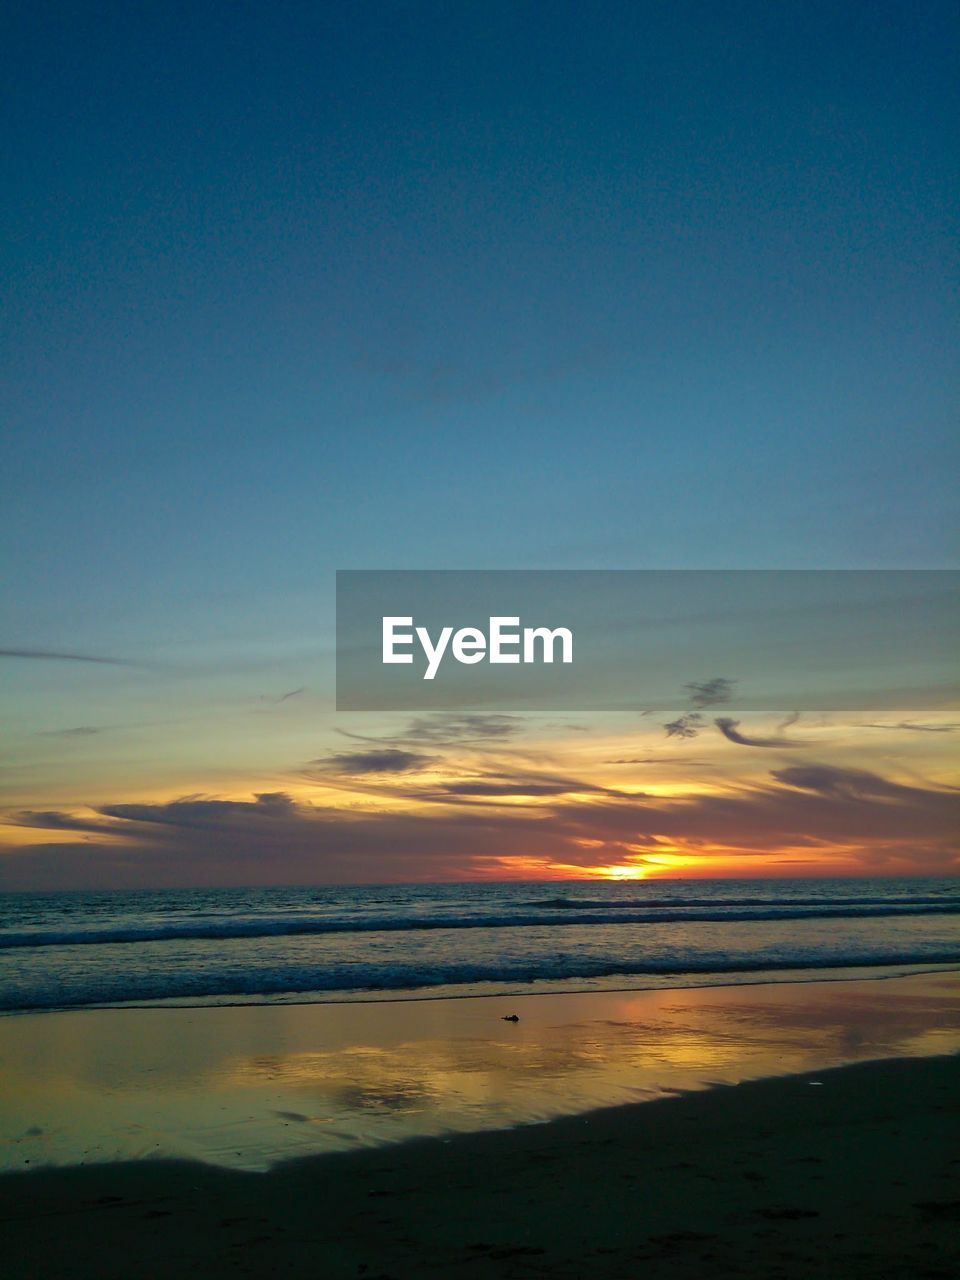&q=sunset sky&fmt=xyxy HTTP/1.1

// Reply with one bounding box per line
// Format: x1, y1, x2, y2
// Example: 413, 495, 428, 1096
1, 3, 957, 888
